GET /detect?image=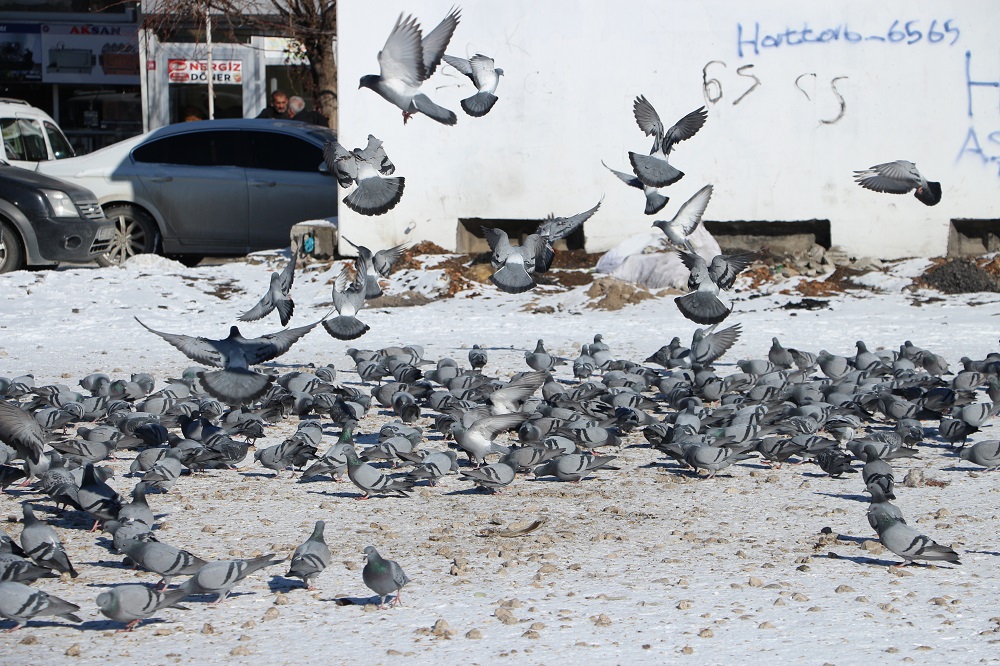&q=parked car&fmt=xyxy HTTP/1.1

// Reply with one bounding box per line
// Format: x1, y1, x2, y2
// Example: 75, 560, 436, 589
0, 98, 77, 169
0, 161, 114, 273
35, 119, 340, 266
